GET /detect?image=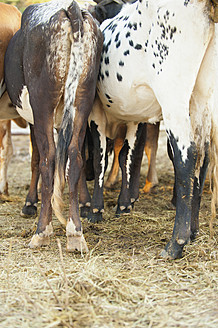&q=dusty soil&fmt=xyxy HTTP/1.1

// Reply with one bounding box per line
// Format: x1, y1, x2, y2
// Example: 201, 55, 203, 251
0, 130, 217, 328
